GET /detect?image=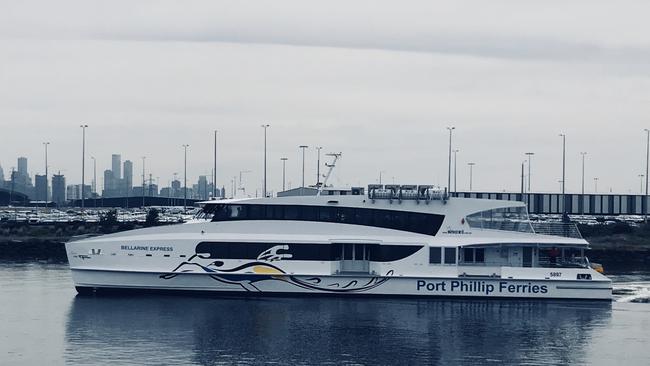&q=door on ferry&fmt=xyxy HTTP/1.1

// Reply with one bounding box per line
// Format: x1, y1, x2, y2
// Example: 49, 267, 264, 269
340, 244, 370, 273
522, 247, 533, 267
